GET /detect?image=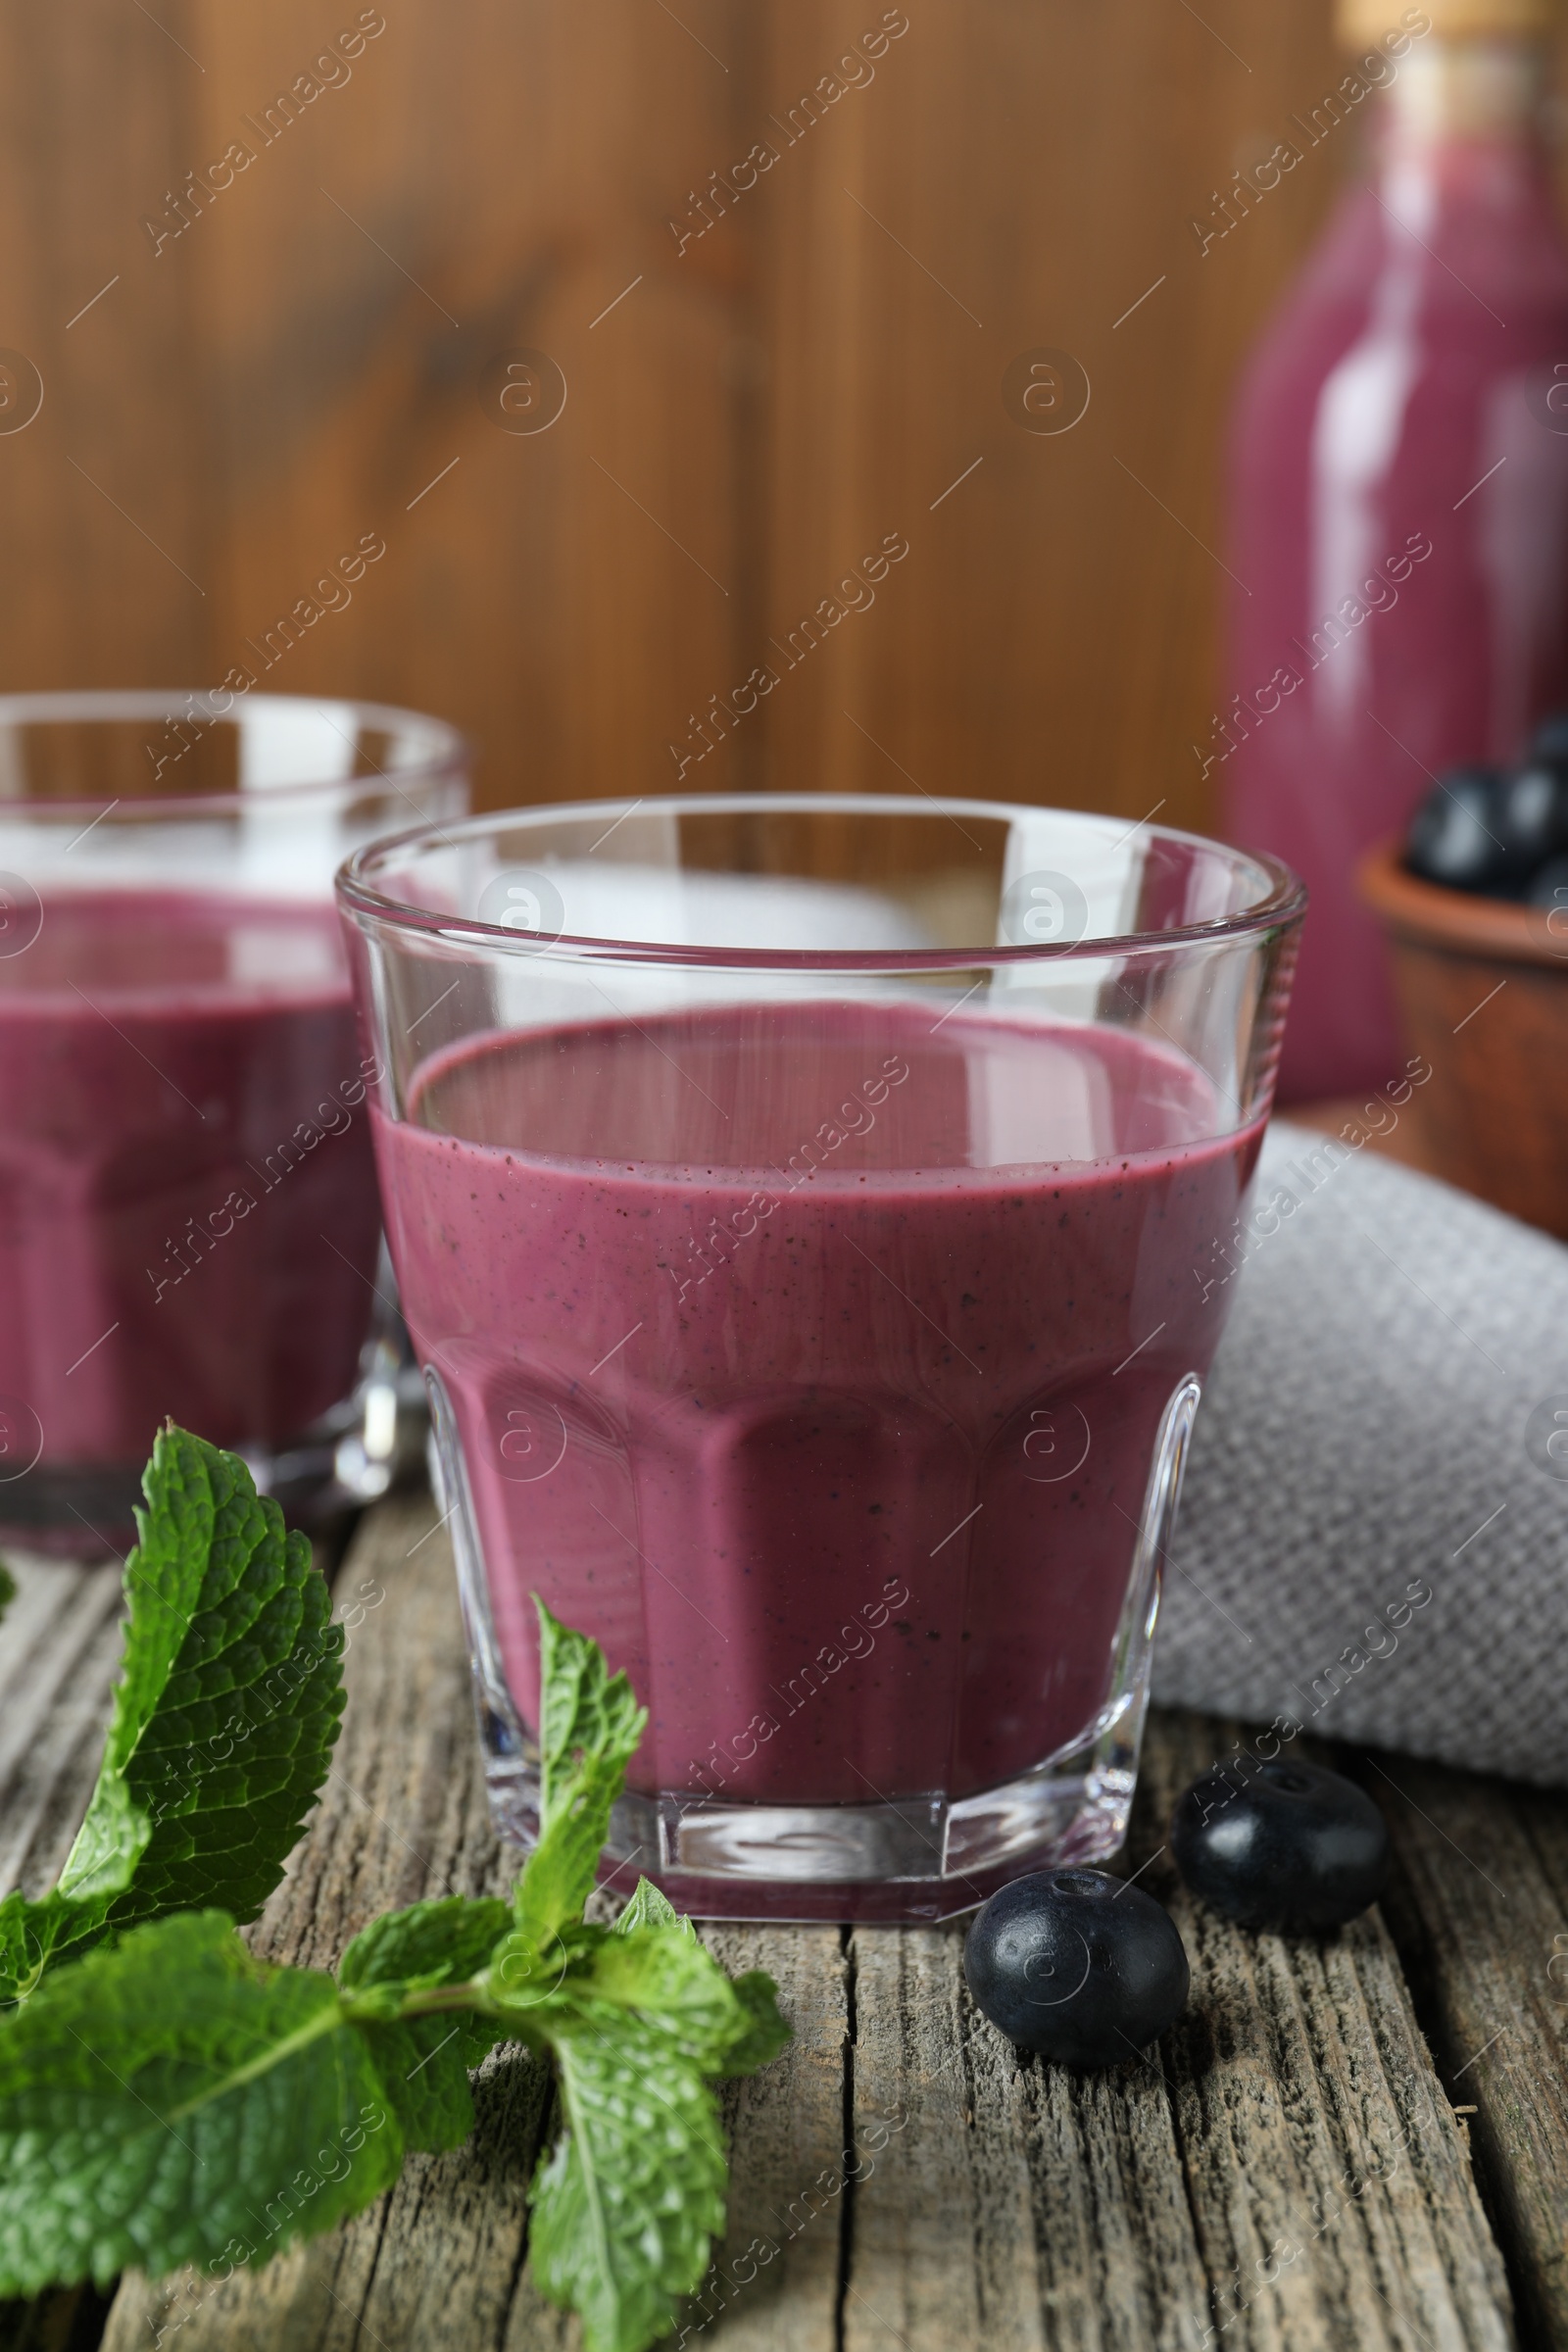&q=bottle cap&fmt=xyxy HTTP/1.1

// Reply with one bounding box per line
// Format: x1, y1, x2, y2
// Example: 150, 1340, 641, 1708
1339, 0, 1550, 43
